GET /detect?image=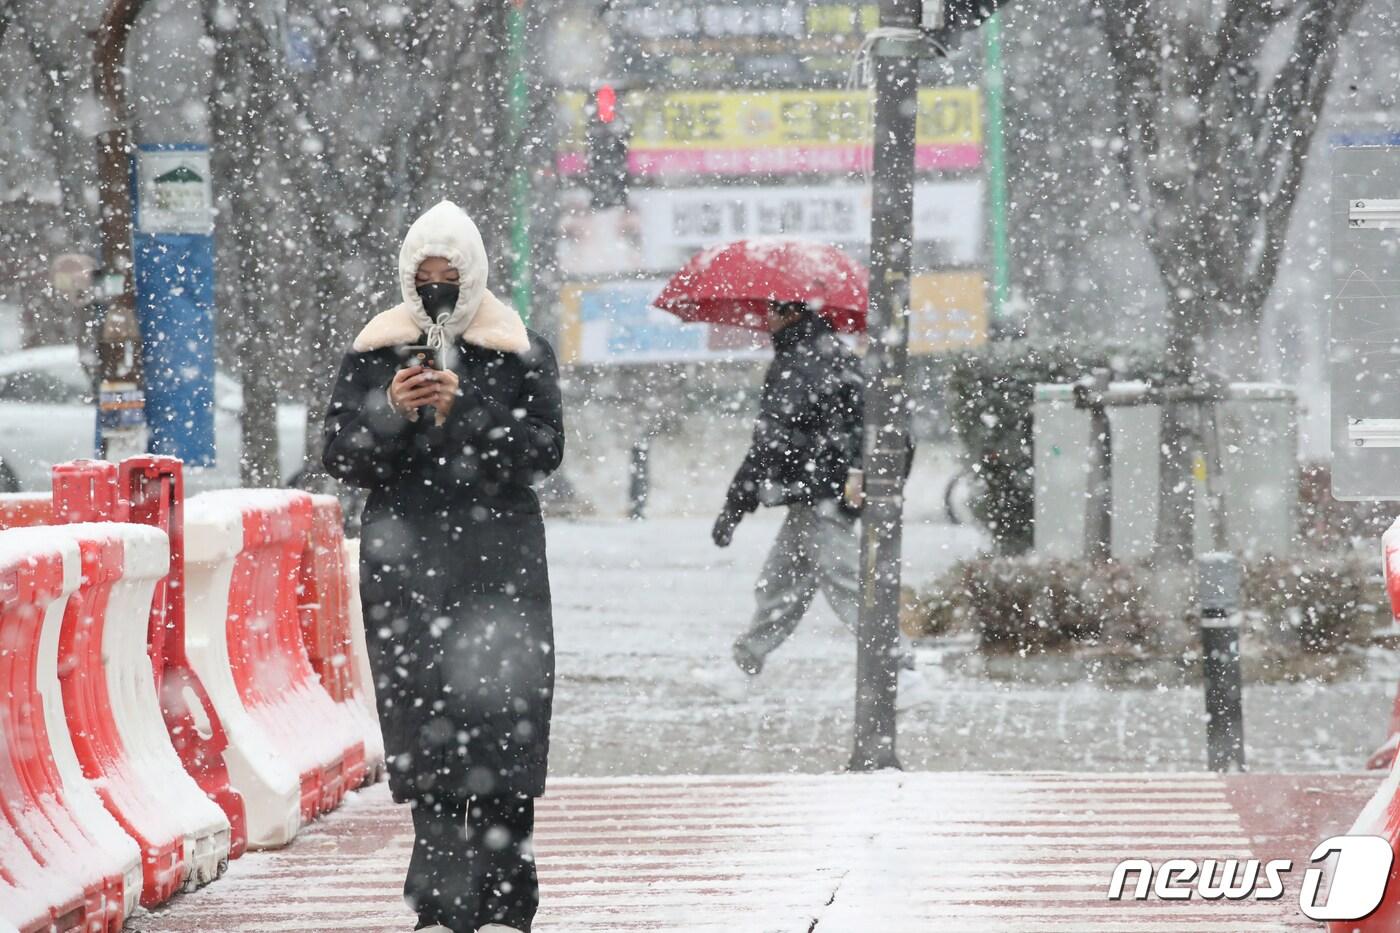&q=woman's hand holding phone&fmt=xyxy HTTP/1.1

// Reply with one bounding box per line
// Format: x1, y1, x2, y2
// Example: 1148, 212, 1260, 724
389, 365, 460, 422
